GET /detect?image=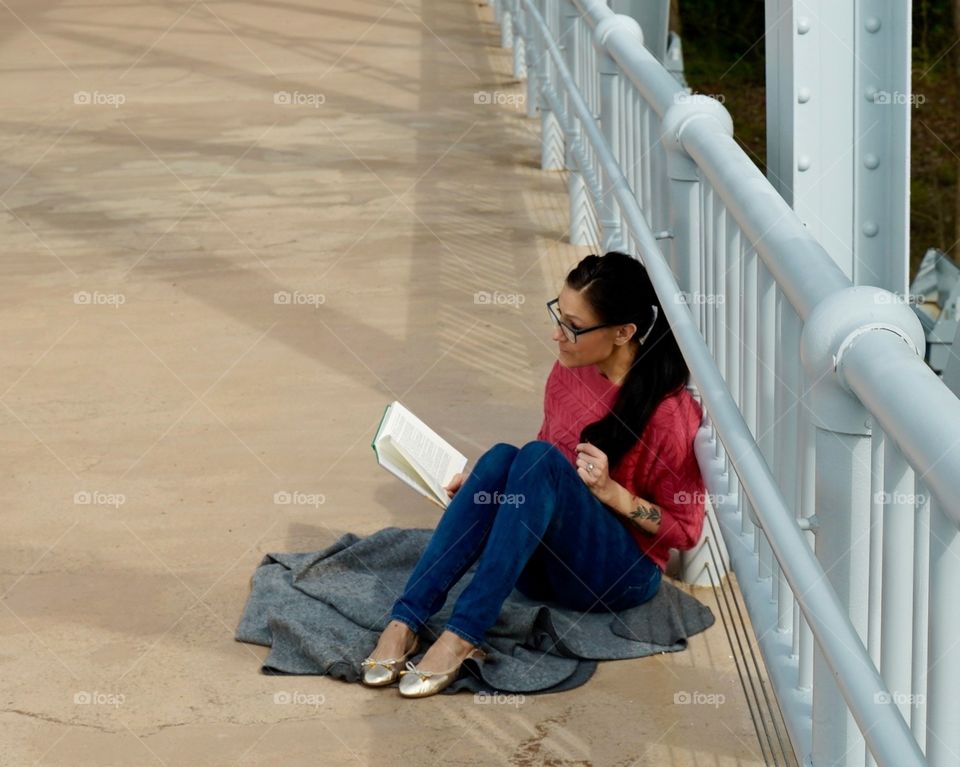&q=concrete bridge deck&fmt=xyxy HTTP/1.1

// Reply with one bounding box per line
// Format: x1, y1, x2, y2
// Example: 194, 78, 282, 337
0, 1, 776, 764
